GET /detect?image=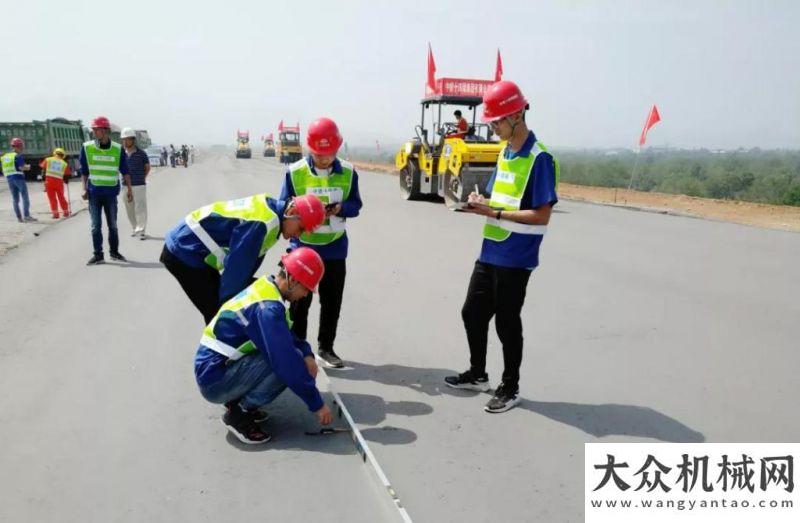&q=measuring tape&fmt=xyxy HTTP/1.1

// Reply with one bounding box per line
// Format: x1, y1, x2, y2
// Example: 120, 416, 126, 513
315, 365, 413, 523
